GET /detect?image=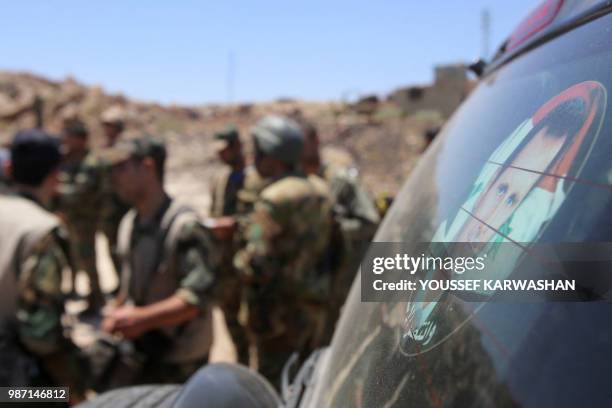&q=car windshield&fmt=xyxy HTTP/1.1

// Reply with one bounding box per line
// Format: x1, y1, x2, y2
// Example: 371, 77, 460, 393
307, 11, 612, 408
